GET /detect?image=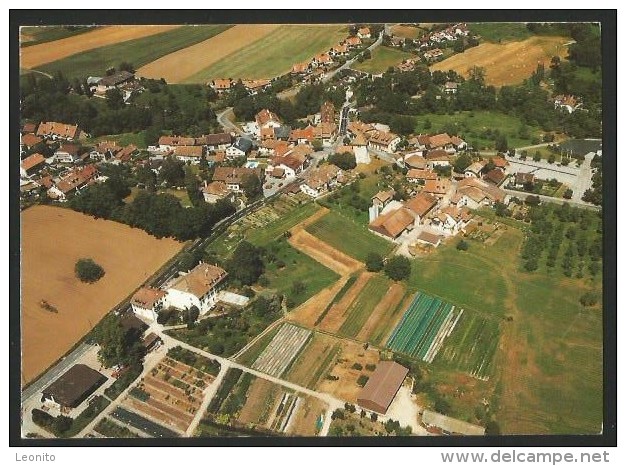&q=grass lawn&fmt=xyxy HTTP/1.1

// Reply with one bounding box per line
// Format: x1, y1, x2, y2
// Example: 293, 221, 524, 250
338, 274, 391, 338
158, 188, 193, 207
85, 131, 148, 149
470, 23, 532, 43
36, 25, 231, 79
413, 110, 543, 150
352, 46, 416, 74
184, 25, 347, 82
21, 26, 100, 47
264, 239, 340, 310
246, 202, 320, 247
306, 210, 395, 262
